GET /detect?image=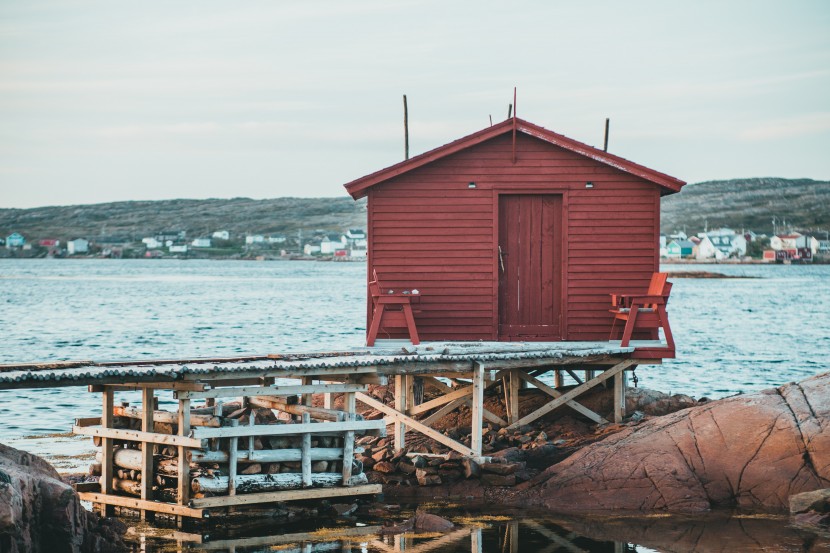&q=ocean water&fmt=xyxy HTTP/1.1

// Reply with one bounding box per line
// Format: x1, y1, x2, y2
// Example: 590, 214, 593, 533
1, 259, 828, 442
1, 259, 828, 552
